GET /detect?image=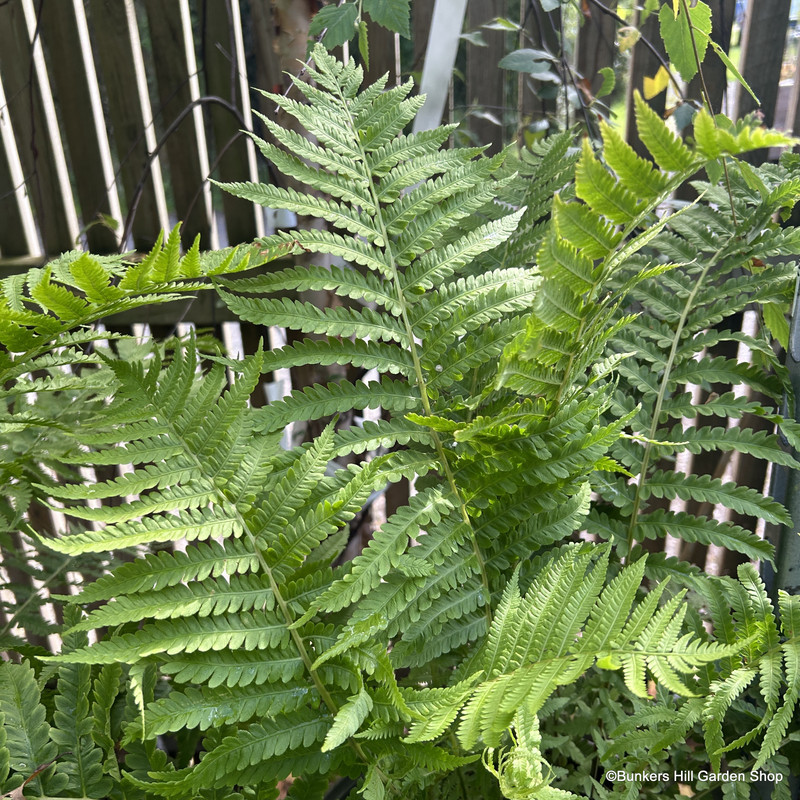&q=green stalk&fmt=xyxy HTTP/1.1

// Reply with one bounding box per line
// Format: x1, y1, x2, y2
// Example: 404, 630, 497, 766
333, 84, 494, 625
624, 240, 732, 556
137, 370, 394, 787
